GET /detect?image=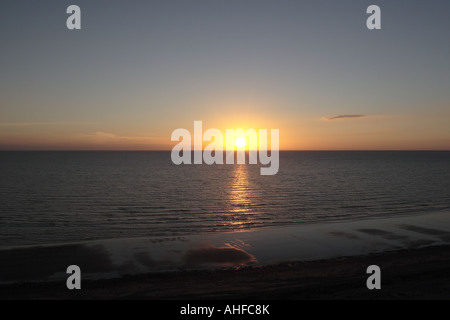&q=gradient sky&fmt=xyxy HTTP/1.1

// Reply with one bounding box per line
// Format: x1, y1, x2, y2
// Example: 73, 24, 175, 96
1, 0, 449, 150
